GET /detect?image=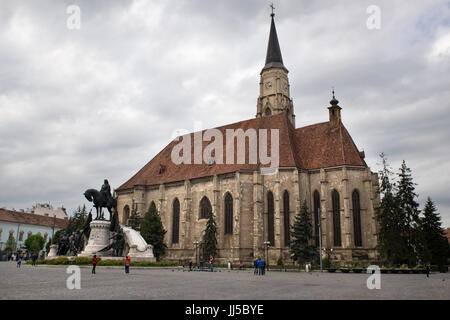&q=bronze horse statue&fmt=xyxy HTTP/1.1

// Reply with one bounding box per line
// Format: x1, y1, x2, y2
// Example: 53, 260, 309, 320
84, 189, 117, 220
